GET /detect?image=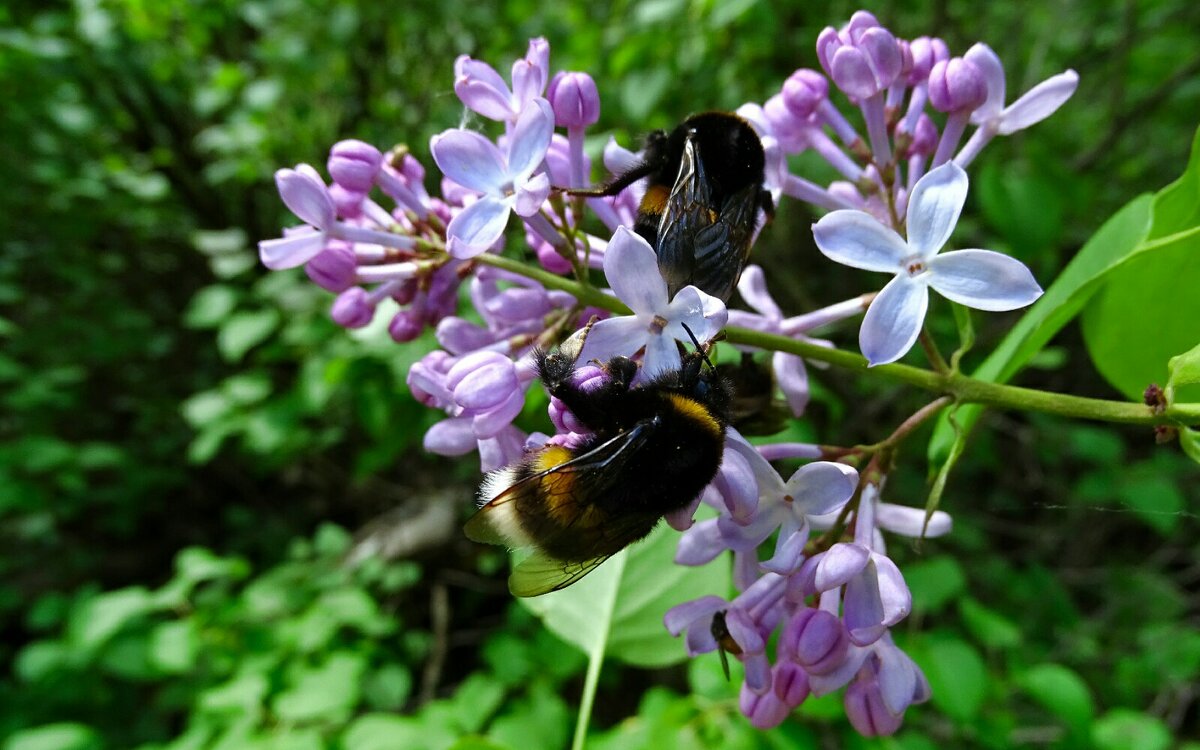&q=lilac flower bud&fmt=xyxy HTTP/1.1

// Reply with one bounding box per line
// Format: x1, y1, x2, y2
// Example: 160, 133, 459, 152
424, 263, 463, 325
329, 184, 366, 219
407, 350, 453, 408
908, 113, 939, 157
305, 242, 357, 292
330, 287, 374, 328
817, 14, 902, 99
328, 140, 383, 193
388, 309, 423, 342
928, 57, 987, 113
390, 277, 419, 306
547, 71, 600, 128
536, 242, 573, 275
762, 95, 808, 153
740, 683, 790, 730
781, 608, 849, 675
549, 364, 605, 433
446, 351, 519, 411
773, 661, 811, 708
844, 678, 904, 737
436, 316, 495, 355
907, 36, 939, 84
781, 69, 828, 119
